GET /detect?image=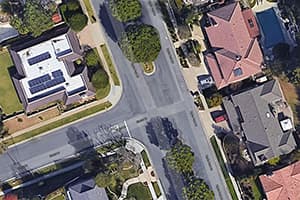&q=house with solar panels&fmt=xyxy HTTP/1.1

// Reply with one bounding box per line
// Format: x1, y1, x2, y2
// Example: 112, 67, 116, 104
9, 26, 95, 113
